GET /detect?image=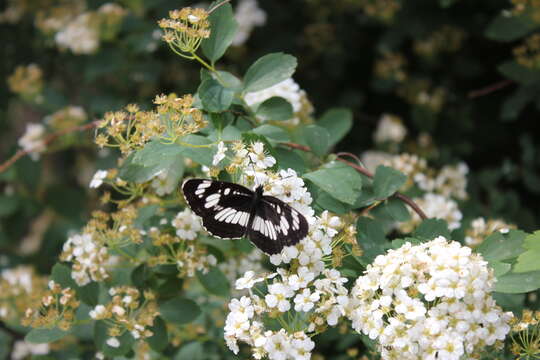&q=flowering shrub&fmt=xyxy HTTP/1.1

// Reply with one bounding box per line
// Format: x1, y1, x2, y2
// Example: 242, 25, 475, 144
2, 1, 540, 359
